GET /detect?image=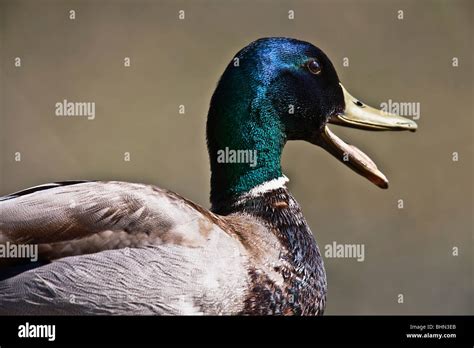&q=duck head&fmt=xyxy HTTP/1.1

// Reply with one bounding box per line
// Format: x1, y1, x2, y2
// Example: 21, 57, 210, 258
207, 37, 417, 206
